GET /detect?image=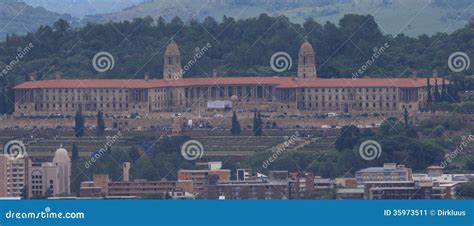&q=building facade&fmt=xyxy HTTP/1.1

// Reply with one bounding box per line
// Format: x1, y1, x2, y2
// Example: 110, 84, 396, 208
79, 174, 194, 198
204, 170, 315, 200
177, 169, 231, 194
364, 181, 453, 199
355, 163, 413, 185
14, 40, 439, 117
0, 155, 28, 197
28, 145, 71, 198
